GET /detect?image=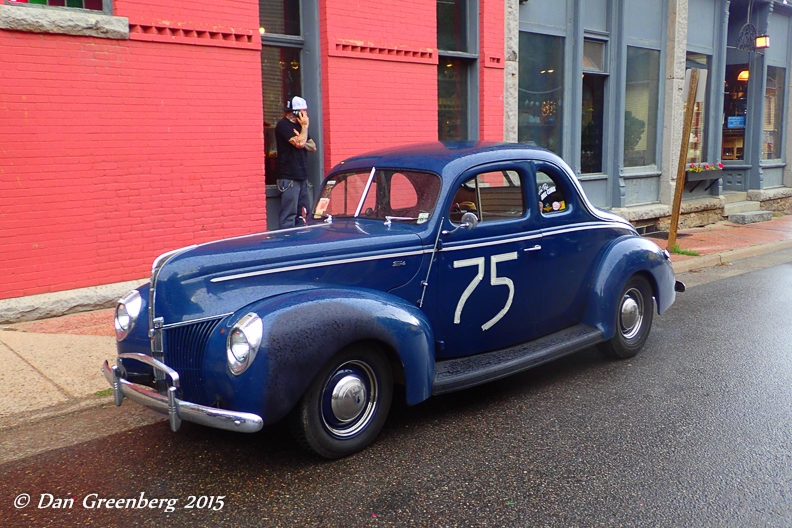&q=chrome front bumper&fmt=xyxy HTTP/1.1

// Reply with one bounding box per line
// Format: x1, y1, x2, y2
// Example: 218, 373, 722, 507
102, 353, 263, 433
